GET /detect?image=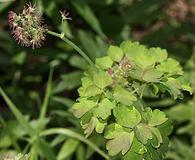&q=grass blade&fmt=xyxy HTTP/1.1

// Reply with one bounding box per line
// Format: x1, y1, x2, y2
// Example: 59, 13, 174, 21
0, 87, 35, 137
39, 67, 54, 119
40, 128, 110, 160
71, 0, 106, 39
